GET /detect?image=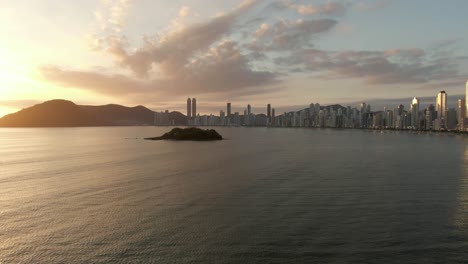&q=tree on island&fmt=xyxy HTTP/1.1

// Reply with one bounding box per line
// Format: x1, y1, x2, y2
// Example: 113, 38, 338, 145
145, 127, 223, 141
